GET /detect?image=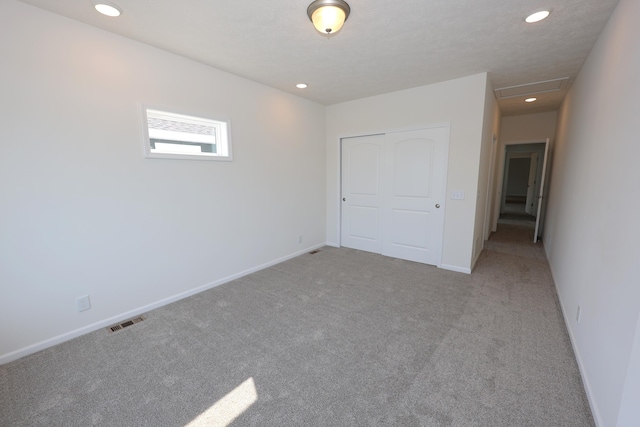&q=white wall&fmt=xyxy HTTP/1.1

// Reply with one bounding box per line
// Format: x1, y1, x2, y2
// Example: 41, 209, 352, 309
0, 1, 326, 363
472, 79, 500, 266
326, 73, 489, 273
505, 158, 531, 196
500, 111, 557, 143
543, 0, 640, 425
